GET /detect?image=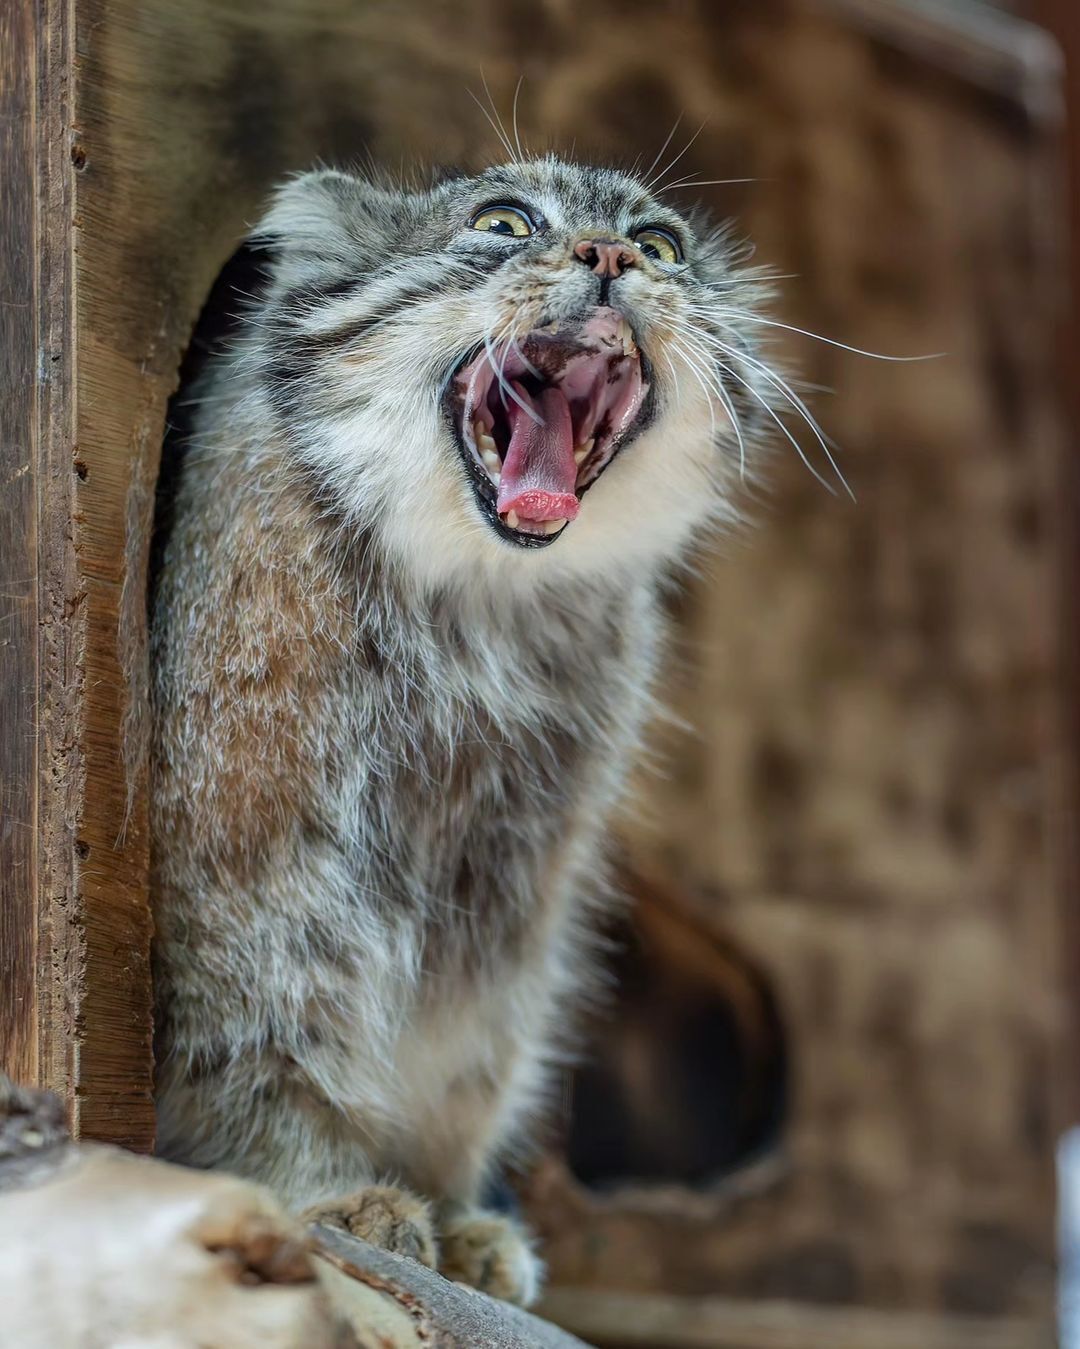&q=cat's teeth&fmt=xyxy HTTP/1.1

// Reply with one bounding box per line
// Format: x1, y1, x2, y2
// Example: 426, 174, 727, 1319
542, 519, 566, 534
482, 449, 501, 473
506, 510, 520, 529
543, 321, 560, 335
478, 432, 497, 454
574, 439, 595, 466
616, 318, 636, 355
